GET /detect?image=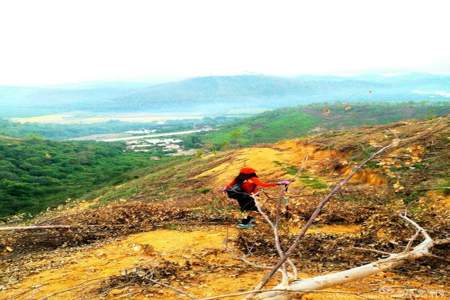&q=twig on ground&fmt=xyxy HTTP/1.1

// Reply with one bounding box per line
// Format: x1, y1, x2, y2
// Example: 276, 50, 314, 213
237, 255, 273, 270
0, 224, 130, 231
404, 229, 421, 252
39, 276, 108, 300
147, 278, 196, 300
351, 247, 392, 256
